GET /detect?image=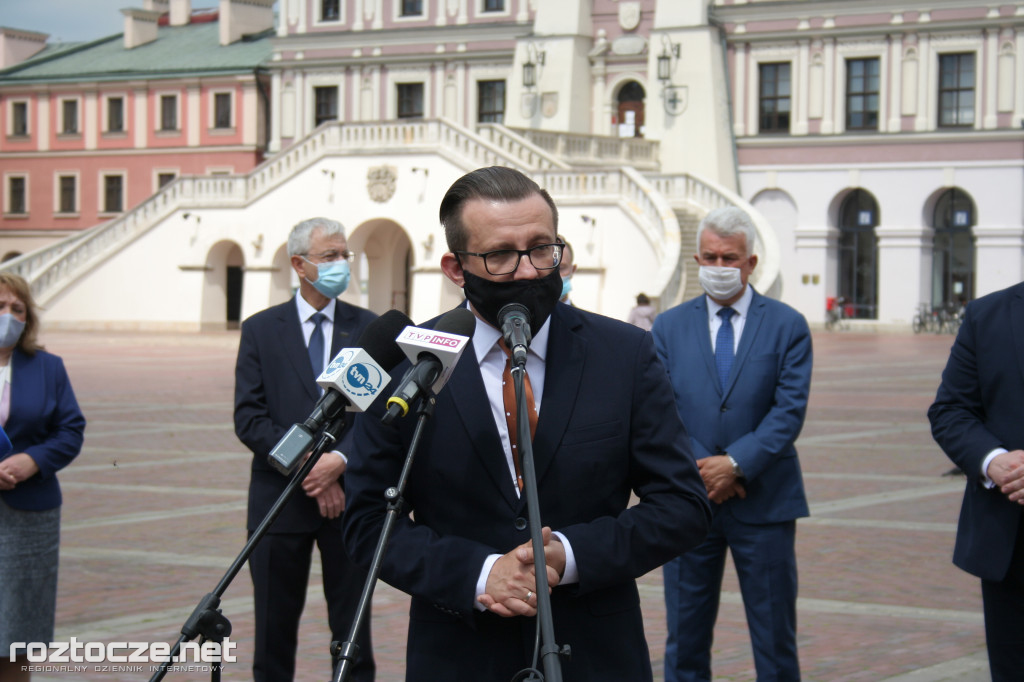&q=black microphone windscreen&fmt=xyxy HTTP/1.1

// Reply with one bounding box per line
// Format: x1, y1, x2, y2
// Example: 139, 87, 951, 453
434, 307, 476, 338
359, 309, 413, 371
498, 302, 530, 326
